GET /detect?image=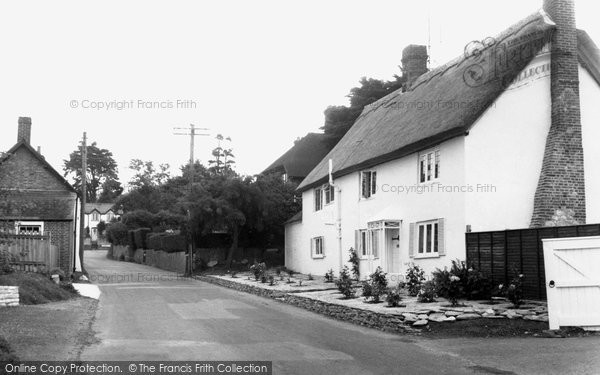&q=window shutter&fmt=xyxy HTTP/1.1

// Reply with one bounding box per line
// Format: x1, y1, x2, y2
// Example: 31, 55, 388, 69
408, 223, 415, 258
354, 230, 360, 254
371, 171, 377, 195
310, 238, 314, 257
361, 172, 368, 198
437, 218, 445, 256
